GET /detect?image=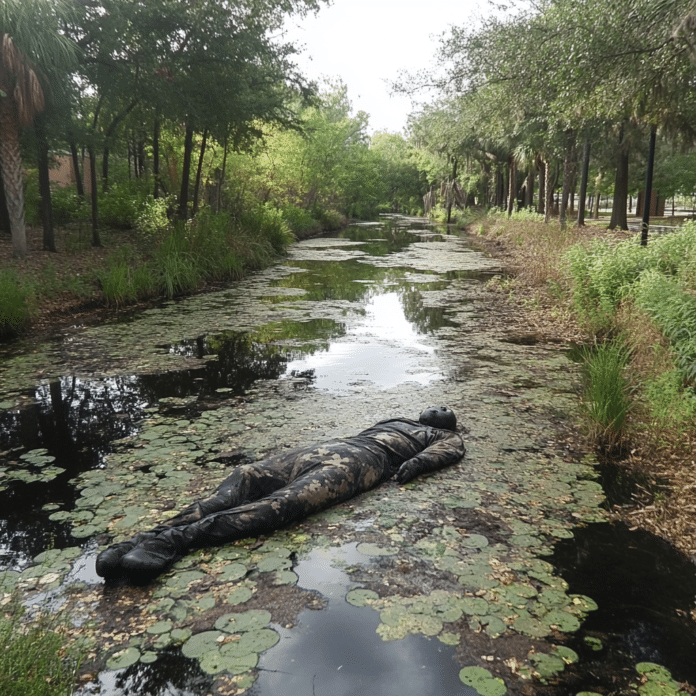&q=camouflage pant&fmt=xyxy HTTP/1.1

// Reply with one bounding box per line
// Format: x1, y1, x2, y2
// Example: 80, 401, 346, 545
156, 441, 387, 549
